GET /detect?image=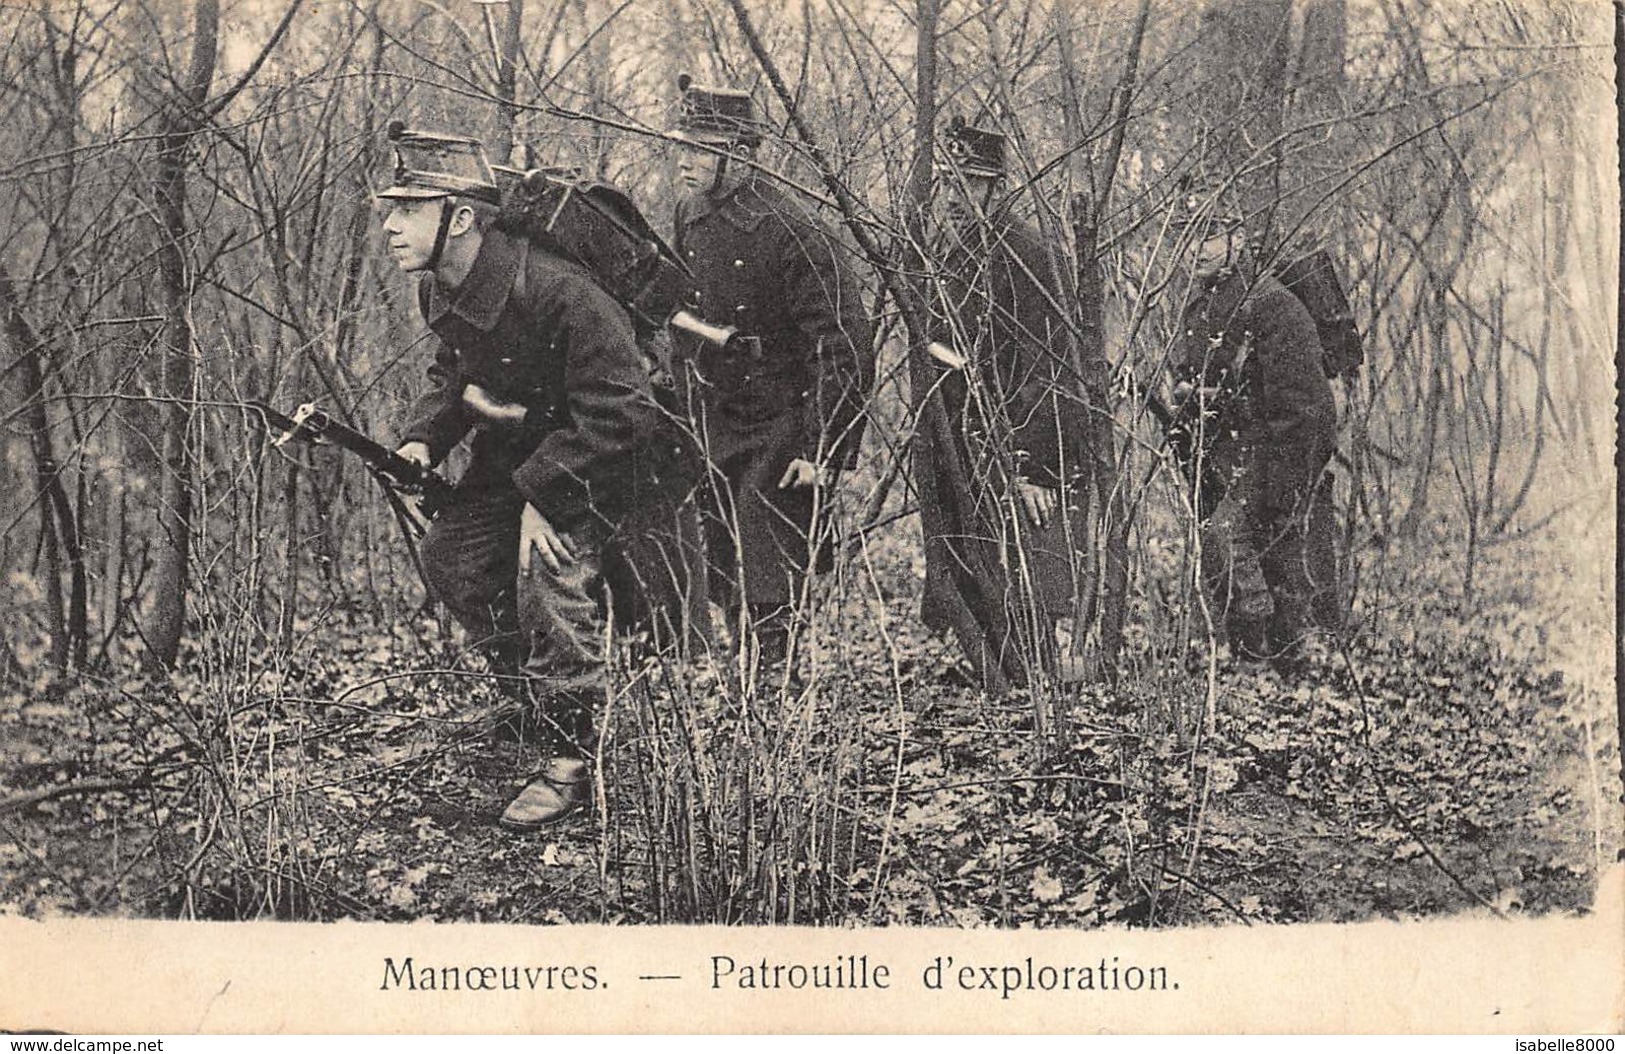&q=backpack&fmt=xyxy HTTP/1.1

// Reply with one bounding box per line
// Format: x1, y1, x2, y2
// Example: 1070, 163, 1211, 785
492, 166, 702, 510
1275, 249, 1364, 379
491, 165, 690, 343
